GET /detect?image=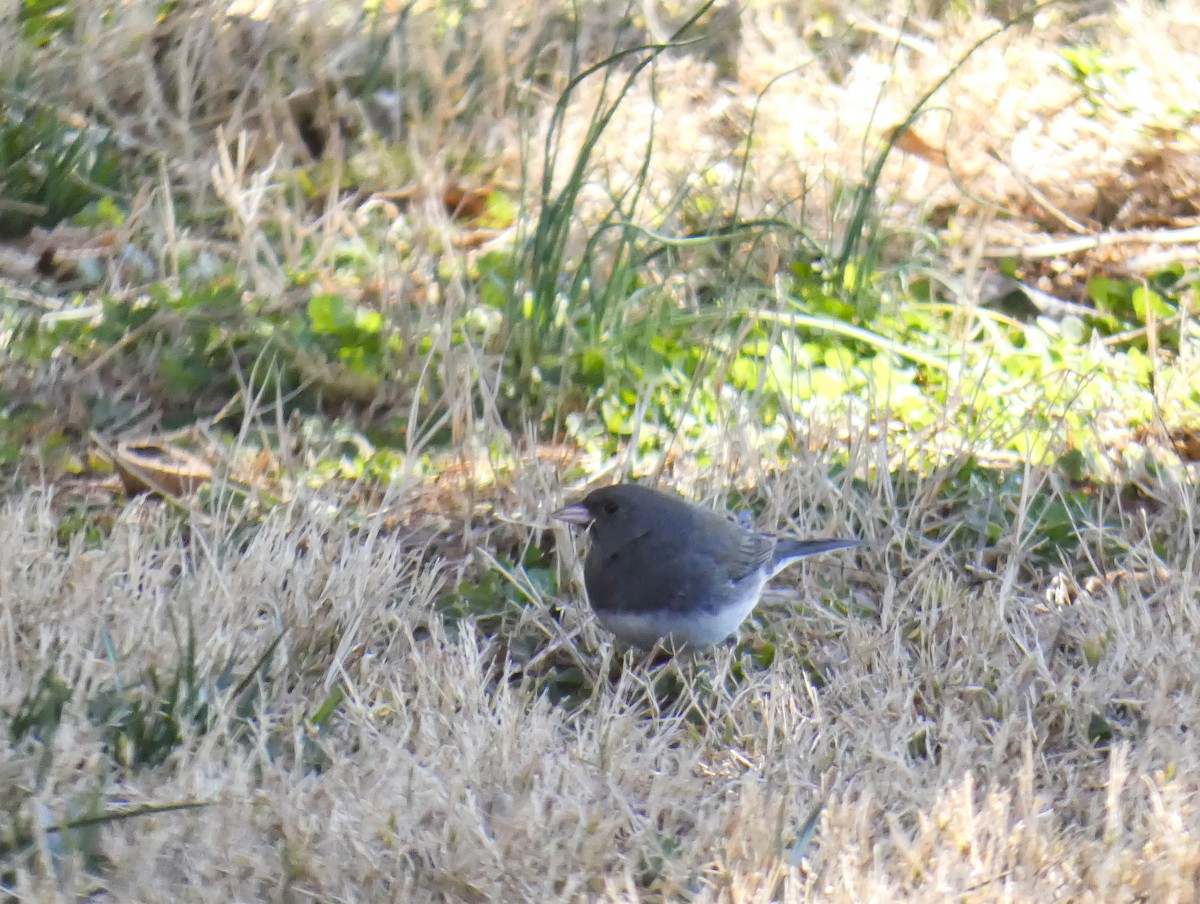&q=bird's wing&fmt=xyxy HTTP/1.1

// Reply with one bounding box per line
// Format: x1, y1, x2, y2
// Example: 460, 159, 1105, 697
727, 531, 775, 582
687, 510, 774, 583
